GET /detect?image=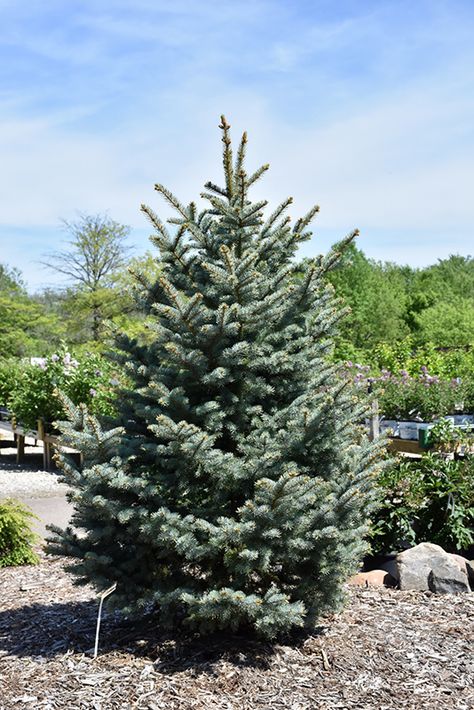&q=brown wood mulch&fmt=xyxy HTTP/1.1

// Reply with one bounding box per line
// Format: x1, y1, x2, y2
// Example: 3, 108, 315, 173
0, 554, 473, 710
